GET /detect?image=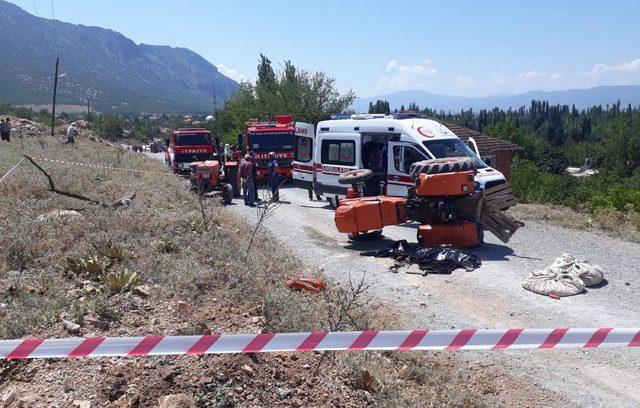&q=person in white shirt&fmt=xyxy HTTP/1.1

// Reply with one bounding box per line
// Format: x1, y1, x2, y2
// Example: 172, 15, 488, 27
65, 123, 77, 144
